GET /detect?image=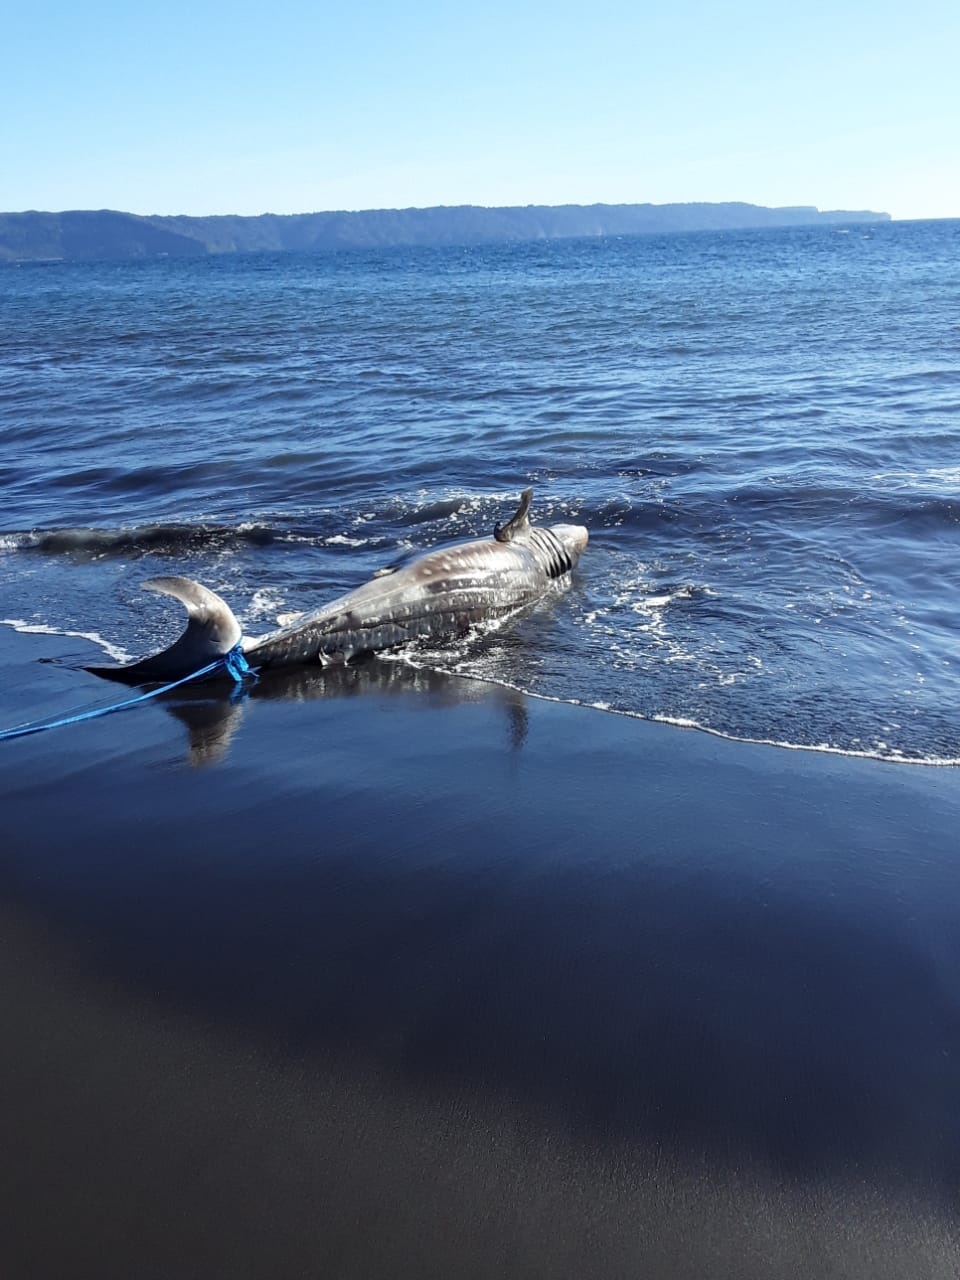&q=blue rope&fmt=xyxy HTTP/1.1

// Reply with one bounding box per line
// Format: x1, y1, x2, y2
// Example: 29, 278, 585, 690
0, 643, 257, 743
